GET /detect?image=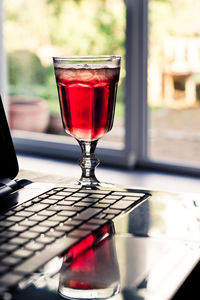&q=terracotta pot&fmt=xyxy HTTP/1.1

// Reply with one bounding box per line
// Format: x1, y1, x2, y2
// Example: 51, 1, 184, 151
9, 97, 50, 132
